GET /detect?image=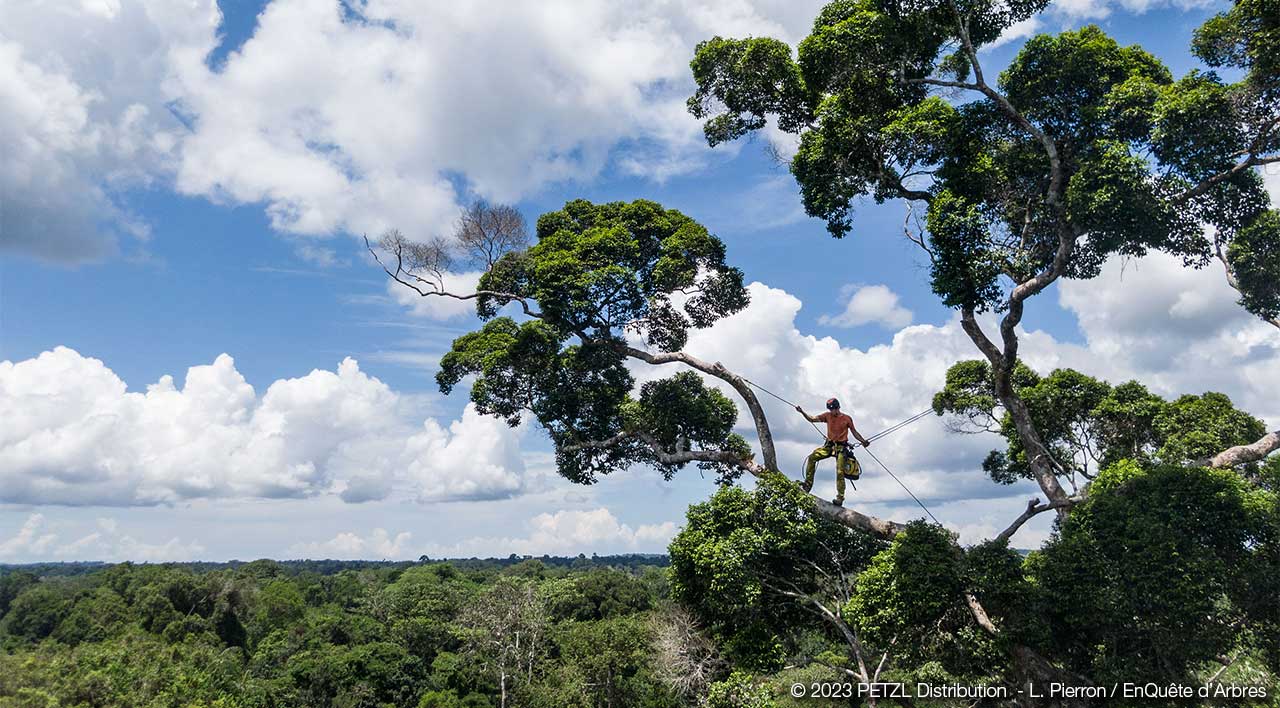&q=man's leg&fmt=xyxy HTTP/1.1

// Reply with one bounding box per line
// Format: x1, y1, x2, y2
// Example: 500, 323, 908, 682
833, 451, 847, 506
802, 445, 833, 493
